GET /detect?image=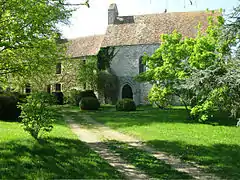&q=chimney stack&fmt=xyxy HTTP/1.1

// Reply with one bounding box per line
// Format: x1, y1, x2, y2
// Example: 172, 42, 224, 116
108, 3, 118, 24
